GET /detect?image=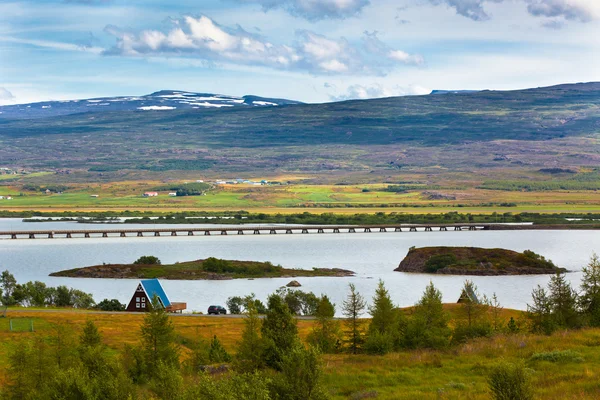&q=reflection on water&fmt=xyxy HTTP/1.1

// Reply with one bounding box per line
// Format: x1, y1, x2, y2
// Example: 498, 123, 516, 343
0, 219, 597, 315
